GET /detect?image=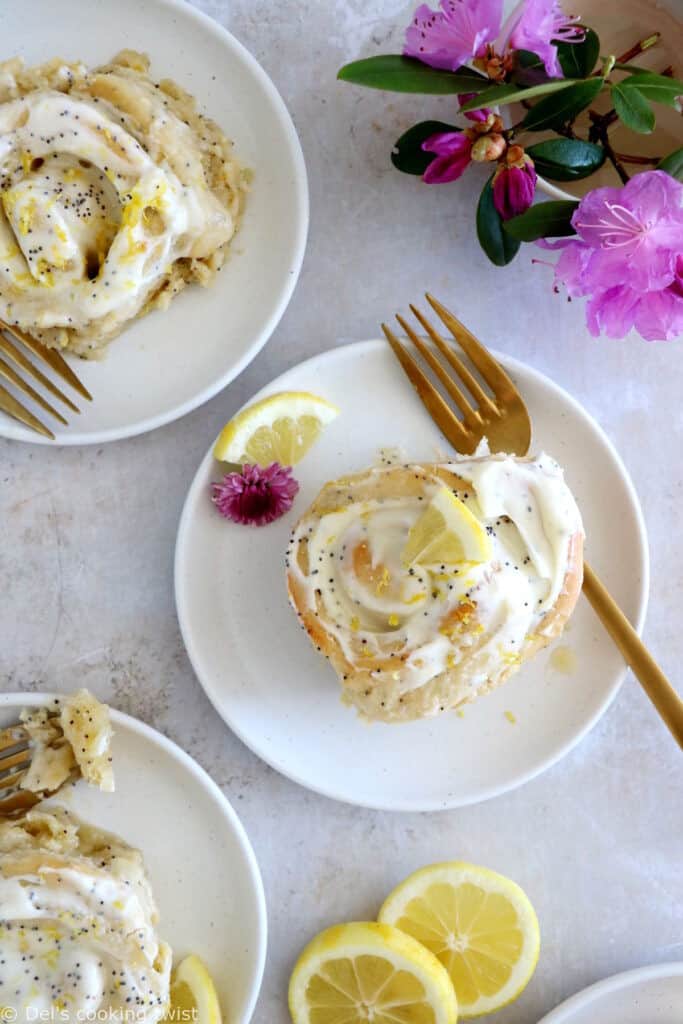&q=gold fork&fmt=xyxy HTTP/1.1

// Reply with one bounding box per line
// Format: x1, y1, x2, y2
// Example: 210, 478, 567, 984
382, 293, 683, 749
0, 720, 41, 816
0, 320, 92, 440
